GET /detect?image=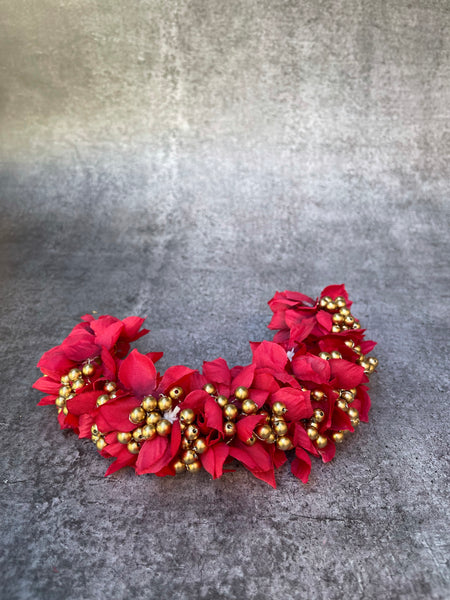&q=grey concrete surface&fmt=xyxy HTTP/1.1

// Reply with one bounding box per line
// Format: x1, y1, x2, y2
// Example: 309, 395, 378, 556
0, 1, 449, 599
